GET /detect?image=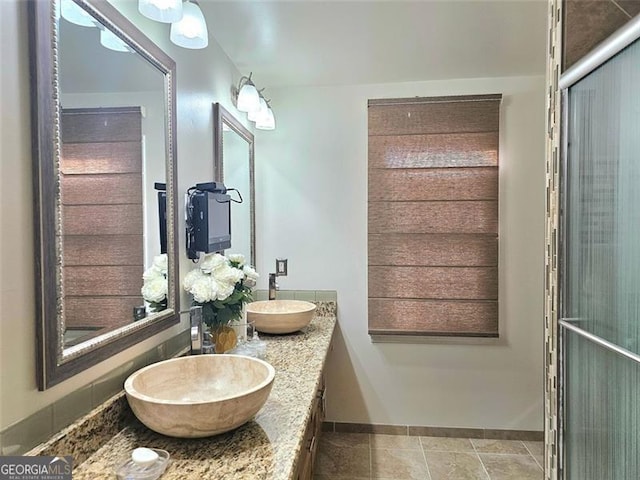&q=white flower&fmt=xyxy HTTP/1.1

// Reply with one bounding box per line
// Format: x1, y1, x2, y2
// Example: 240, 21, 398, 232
183, 269, 205, 291
214, 264, 244, 286
243, 265, 259, 281
152, 253, 168, 275
199, 253, 228, 274
141, 276, 167, 303
191, 276, 219, 303
143, 253, 168, 281
227, 253, 246, 267
243, 265, 259, 287
215, 280, 235, 301
142, 266, 162, 281
183, 253, 259, 313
